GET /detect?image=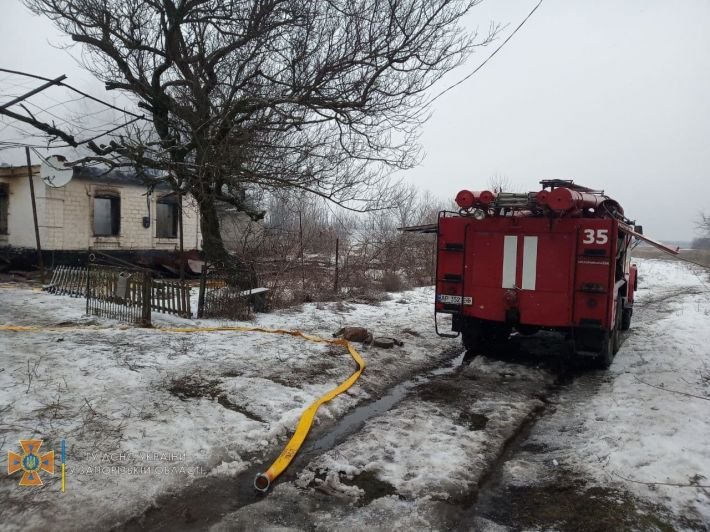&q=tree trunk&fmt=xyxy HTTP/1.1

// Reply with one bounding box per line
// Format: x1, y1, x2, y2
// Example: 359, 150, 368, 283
194, 189, 227, 265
